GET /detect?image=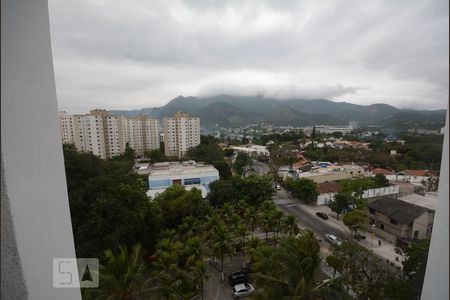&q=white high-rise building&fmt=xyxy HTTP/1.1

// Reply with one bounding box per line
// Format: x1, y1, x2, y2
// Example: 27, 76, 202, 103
60, 110, 160, 159
126, 116, 160, 157
164, 112, 200, 158
73, 111, 107, 158
59, 111, 74, 144
103, 113, 128, 158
